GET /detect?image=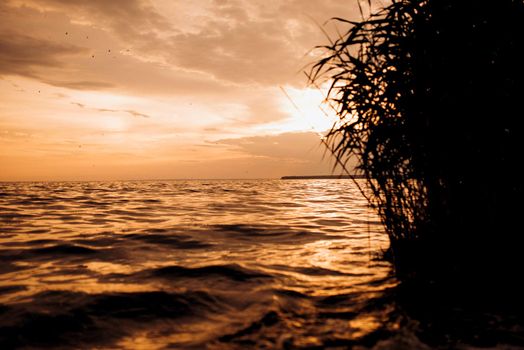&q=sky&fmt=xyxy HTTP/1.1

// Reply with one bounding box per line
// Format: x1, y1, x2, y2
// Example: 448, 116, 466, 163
0, 0, 361, 181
